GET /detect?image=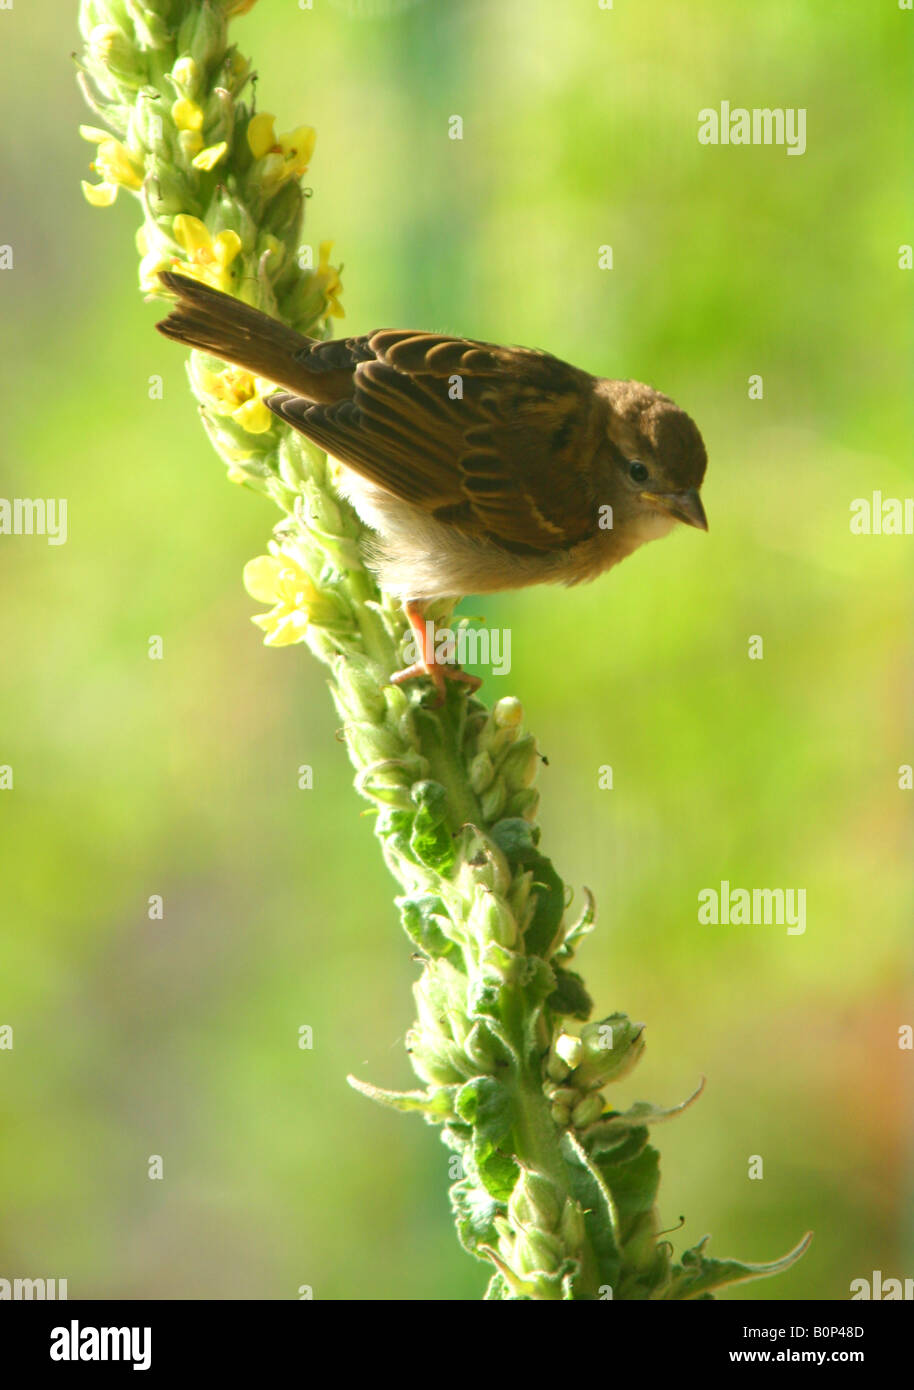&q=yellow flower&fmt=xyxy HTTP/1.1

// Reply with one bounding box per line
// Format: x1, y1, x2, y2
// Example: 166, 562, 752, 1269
192, 141, 228, 172
246, 113, 316, 184
171, 214, 242, 291
170, 58, 199, 95
243, 553, 320, 647
80, 125, 143, 206
194, 363, 274, 434
136, 225, 172, 293
315, 240, 344, 319
172, 98, 203, 132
